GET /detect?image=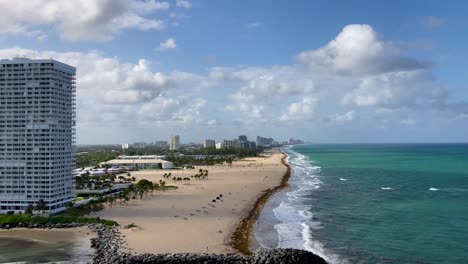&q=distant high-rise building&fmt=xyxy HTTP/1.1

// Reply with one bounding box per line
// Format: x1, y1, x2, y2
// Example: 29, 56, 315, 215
0, 58, 76, 213
256, 136, 274, 147
155, 141, 168, 148
170, 135, 180, 150
238, 135, 248, 142
133, 142, 147, 148
288, 138, 304, 145
222, 139, 239, 148
204, 139, 216, 148
240, 140, 257, 149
